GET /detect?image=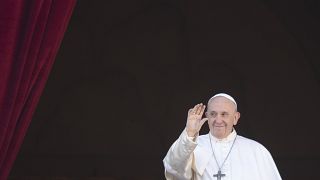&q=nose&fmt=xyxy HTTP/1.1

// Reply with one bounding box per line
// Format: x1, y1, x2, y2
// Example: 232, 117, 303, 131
214, 115, 224, 124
